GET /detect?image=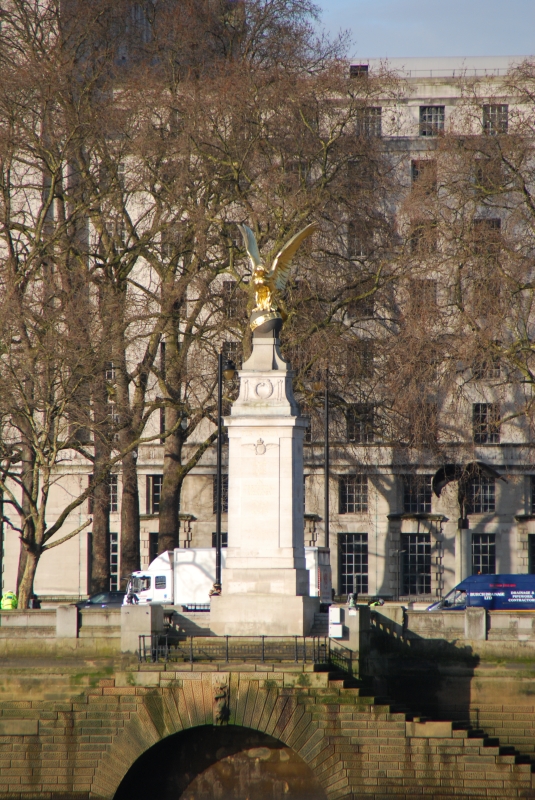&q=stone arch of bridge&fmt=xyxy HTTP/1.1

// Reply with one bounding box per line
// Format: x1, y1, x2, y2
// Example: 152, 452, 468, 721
91, 680, 336, 799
